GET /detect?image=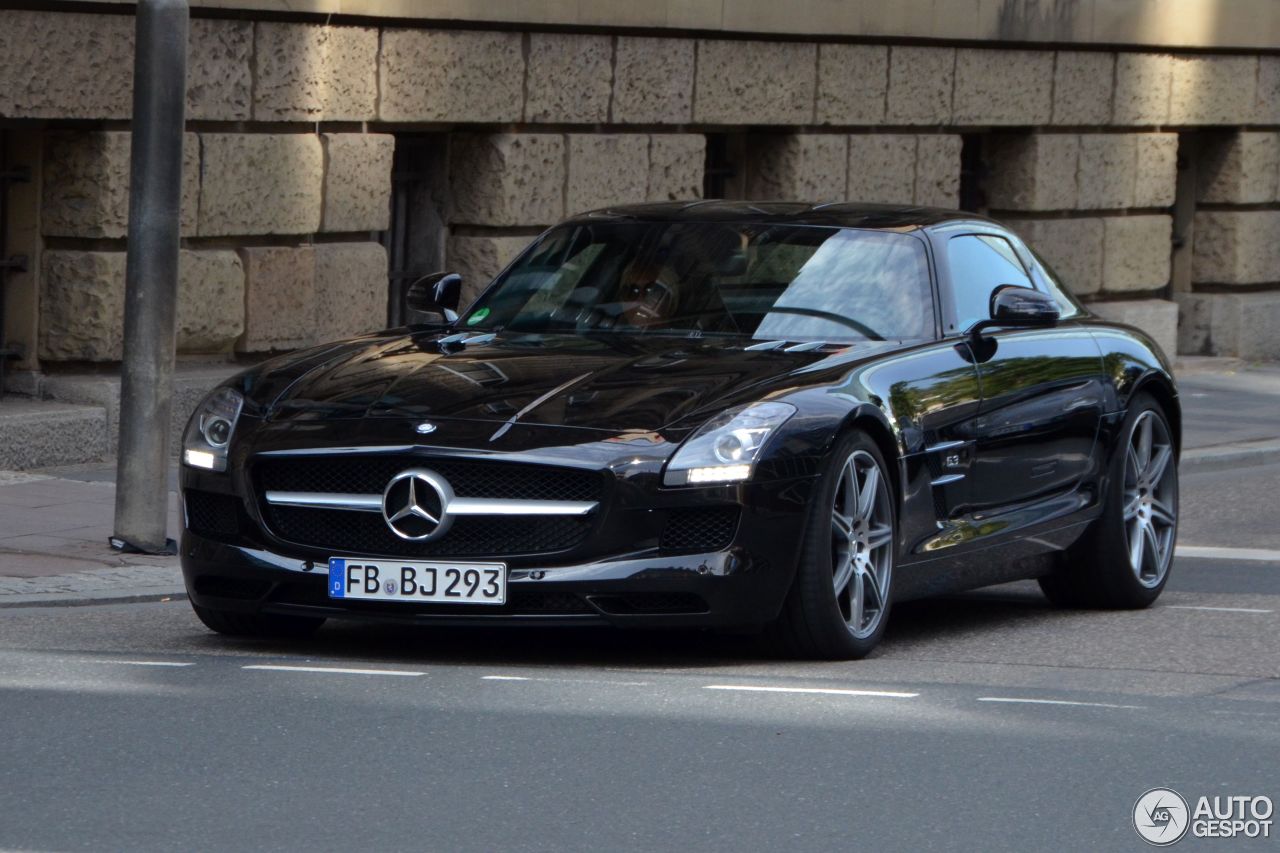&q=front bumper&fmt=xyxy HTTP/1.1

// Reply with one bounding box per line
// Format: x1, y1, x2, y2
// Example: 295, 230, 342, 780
180, 477, 818, 630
